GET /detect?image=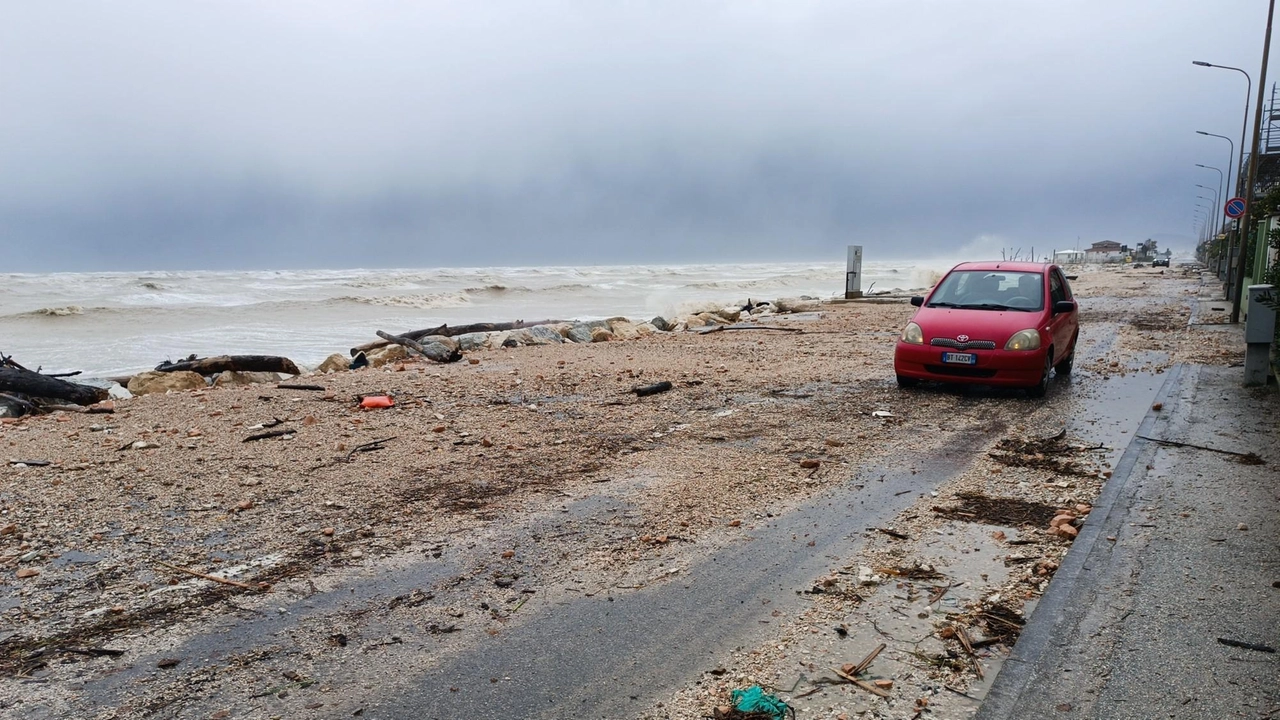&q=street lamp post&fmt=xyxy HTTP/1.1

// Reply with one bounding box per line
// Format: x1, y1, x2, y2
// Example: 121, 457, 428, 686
1197, 131, 1237, 284
1194, 60, 1252, 299
1195, 163, 1225, 221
